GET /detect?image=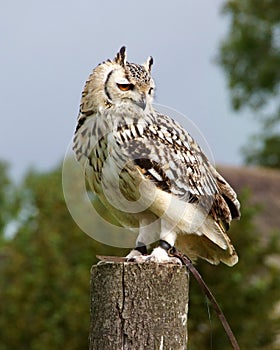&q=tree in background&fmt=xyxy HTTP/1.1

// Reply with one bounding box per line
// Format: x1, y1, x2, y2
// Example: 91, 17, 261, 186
0, 164, 128, 350
218, 0, 280, 168
0, 161, 18, 242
